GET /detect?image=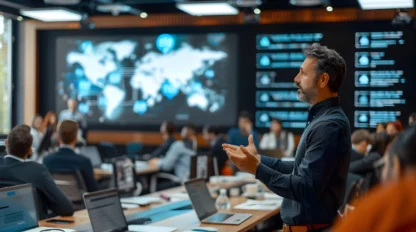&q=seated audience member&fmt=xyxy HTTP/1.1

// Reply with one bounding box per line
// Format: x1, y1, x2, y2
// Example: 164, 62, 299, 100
43, 120, 98, 192
148, 124, 197, 183
38, 111, 58, 155
386, 120, 403, 136
350, 129, 371, 162
151, 121, 176, 158
375, 123, 386, 134
349, 132, 391, 190
203, 125, 227, 174
30, 114, 44, 151
409, 112, 416, 126
260, 118, 294, 156
0, 125, 73, 219
228, 111, 259, 147
333, 125, 416, 232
